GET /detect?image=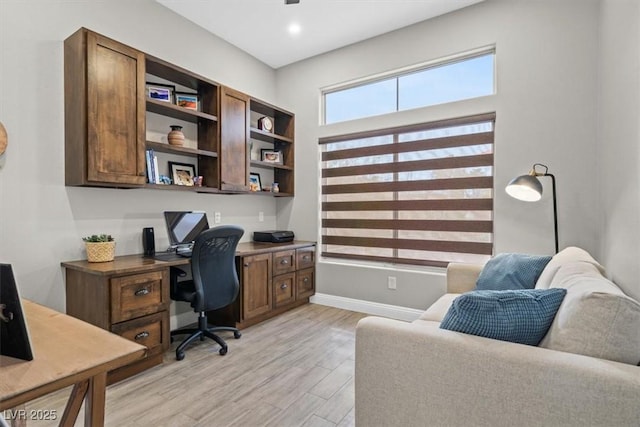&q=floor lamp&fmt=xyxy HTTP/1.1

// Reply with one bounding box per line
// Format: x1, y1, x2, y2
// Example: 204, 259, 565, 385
505, 163, 559, 253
